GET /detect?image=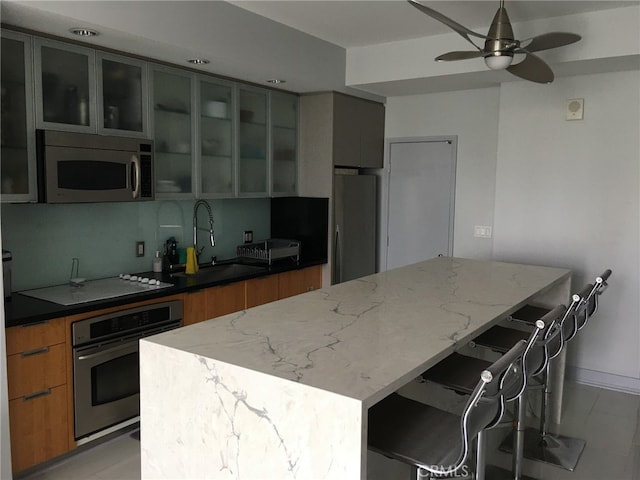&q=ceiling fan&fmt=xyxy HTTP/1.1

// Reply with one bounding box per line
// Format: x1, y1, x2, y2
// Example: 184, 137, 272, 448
408, 0, 582, 84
